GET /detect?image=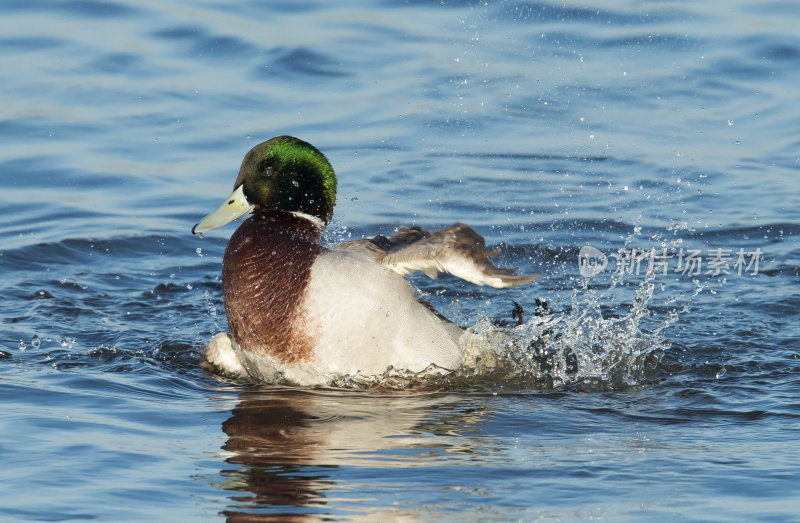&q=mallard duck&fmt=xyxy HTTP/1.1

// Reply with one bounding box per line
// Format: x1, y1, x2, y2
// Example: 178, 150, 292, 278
193, 136, 536, 385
